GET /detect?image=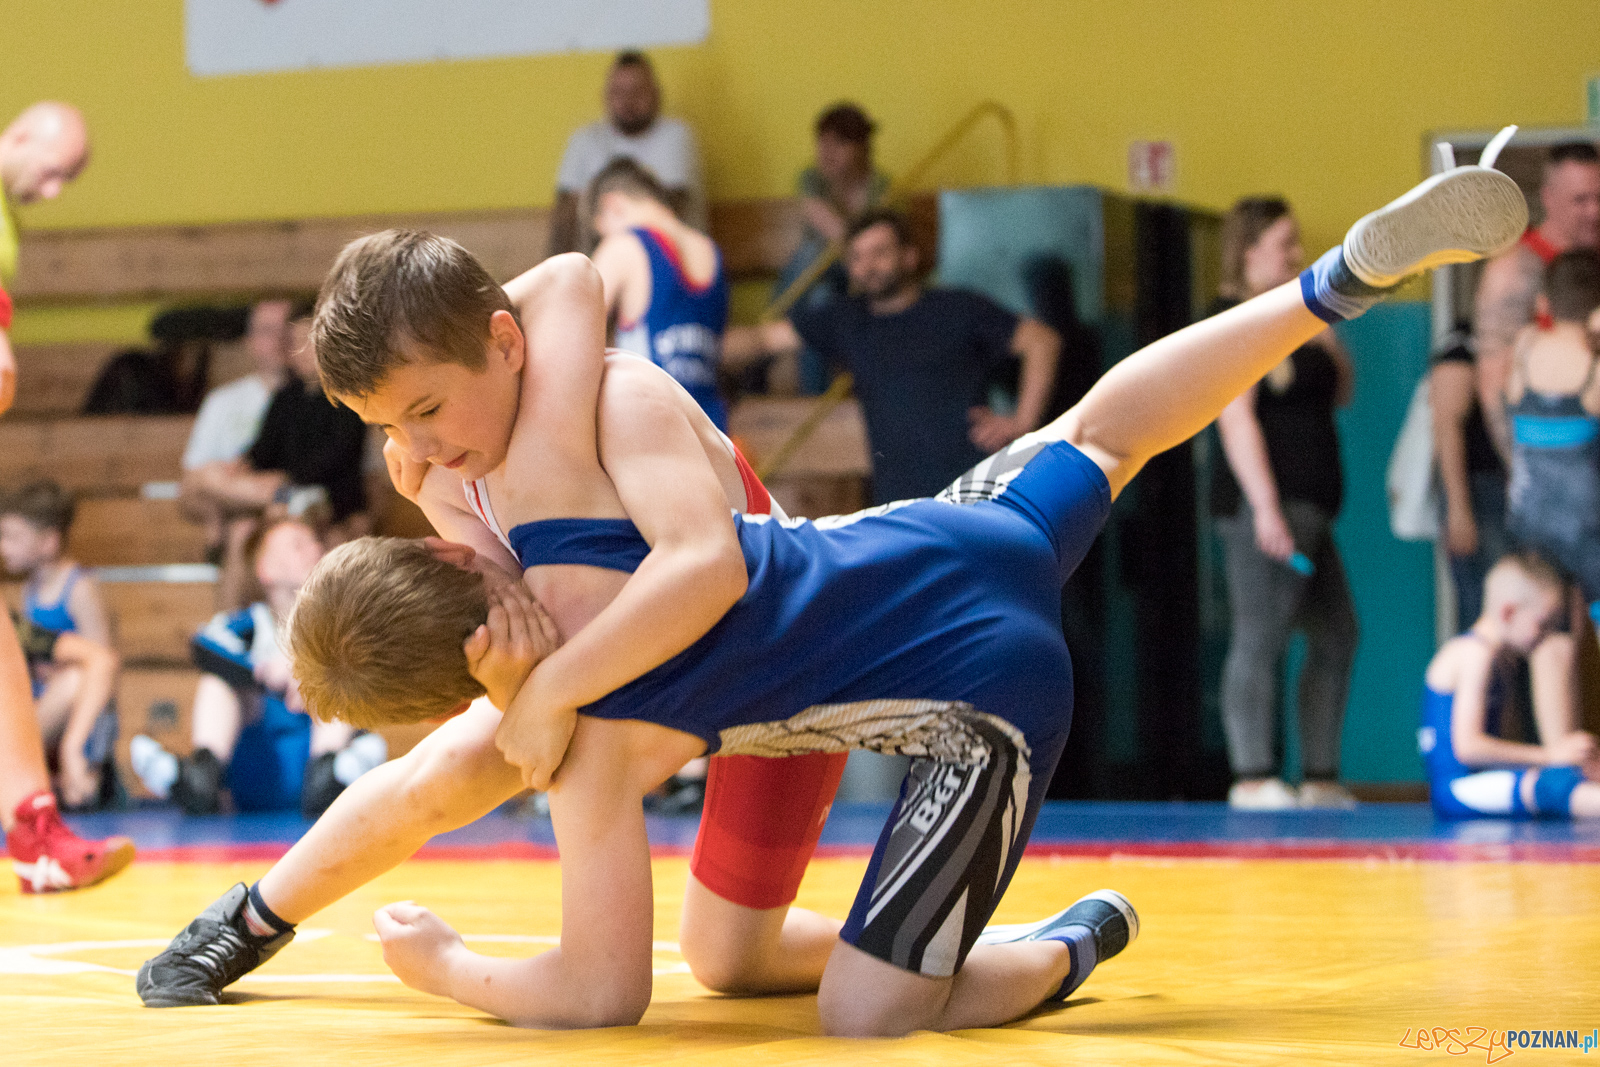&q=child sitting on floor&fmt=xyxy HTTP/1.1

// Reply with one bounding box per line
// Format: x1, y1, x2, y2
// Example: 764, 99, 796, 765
131, 519, 386, 817
0, 480, 122, 808
1420, 551, 1600, 819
